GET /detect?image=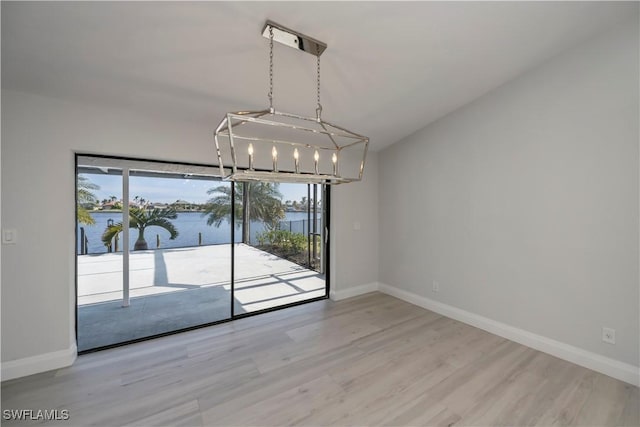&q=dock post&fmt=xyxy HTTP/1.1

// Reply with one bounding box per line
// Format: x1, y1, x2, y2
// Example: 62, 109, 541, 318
79, 227, 86, 255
